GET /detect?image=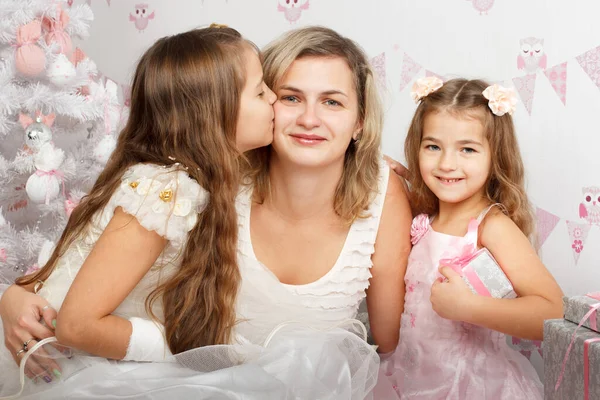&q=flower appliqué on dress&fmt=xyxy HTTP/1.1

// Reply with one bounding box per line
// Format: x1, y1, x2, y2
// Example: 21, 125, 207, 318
410, 214, 430, 245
